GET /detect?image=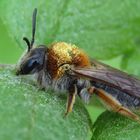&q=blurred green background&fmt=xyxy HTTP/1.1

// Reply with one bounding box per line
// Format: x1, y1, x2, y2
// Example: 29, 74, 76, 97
0, 0, 140, 139
0, 20, 22, 63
